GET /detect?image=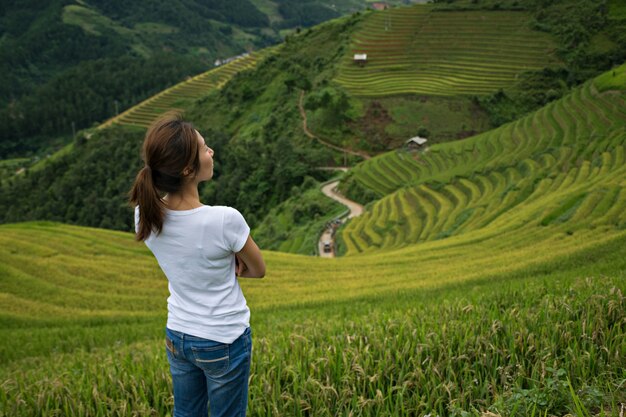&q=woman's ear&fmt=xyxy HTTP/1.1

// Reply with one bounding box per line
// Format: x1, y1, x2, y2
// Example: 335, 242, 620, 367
182, 167, 192, 177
